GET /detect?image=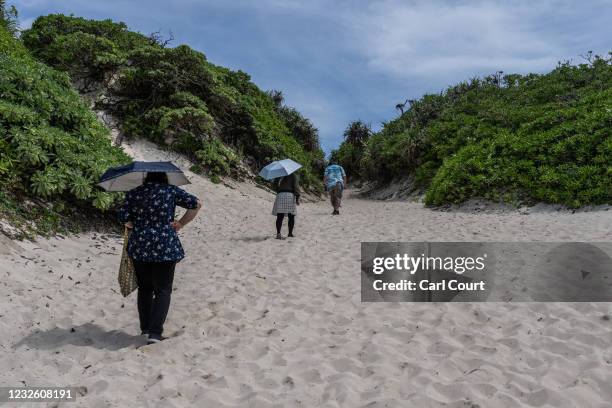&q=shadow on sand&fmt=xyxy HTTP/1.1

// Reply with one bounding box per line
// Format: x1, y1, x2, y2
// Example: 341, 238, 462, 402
233, 235, 271, 242
13, 323, 144, 351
